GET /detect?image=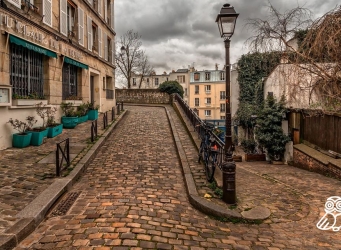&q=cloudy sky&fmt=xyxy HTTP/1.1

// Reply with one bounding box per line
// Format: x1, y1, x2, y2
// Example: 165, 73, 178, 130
115, 0, 339, 74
